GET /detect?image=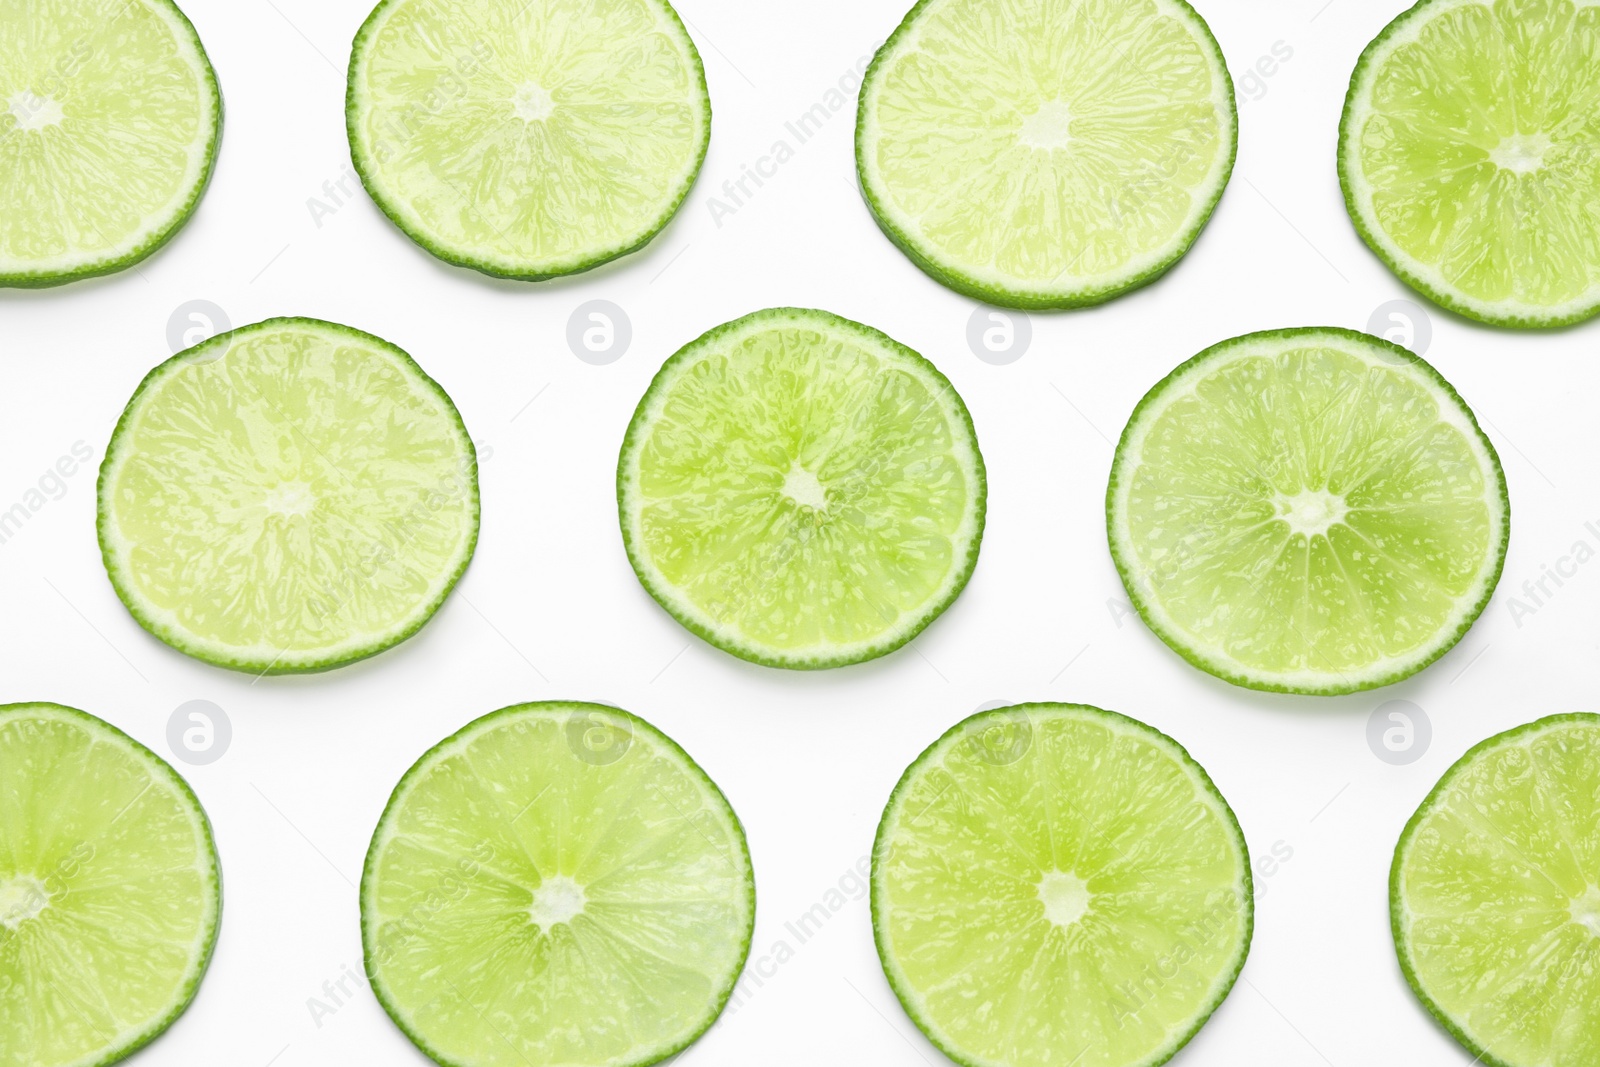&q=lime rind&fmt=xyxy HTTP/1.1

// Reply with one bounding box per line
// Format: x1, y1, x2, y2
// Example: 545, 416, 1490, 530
361, 700, 755, 1067
872, 702, 1253, 1067
345, 0, 711, 282
1106, 327, 1510, 696
1391, 713, 1600, 1067
0, 0, 222, 288
1338, 0, 1600, 328
96, 317, 480, 675
616, 307, 987, 670
855, 0, 1237, 309
0, 702, 221, 1067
